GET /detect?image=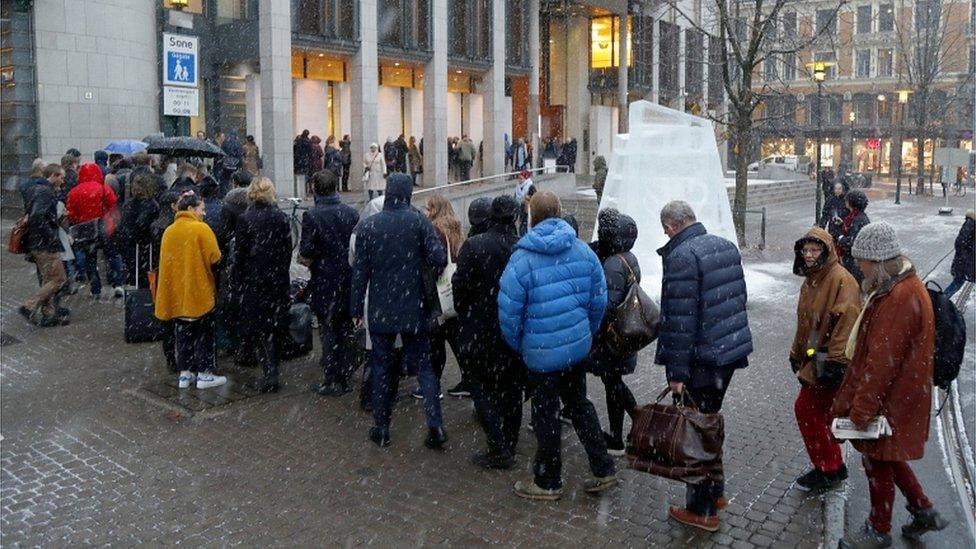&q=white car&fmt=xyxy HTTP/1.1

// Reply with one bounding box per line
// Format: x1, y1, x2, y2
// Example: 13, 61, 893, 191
748, 155, 803, 172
